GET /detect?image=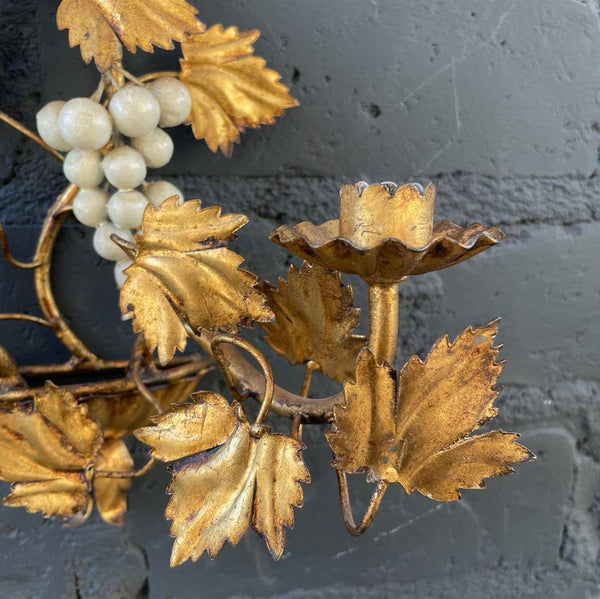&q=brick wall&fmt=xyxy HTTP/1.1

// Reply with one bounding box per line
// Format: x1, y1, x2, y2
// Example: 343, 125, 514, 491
0, 1, 599, 597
